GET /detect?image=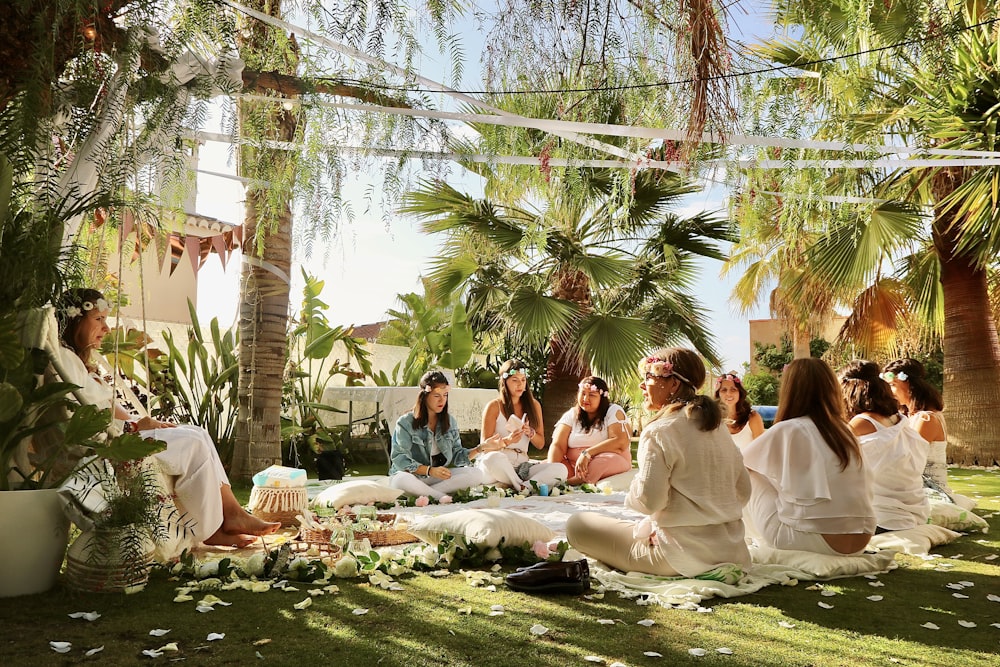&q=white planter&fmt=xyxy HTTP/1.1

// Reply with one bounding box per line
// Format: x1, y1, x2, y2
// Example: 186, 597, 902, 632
0, 488, 70, 597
